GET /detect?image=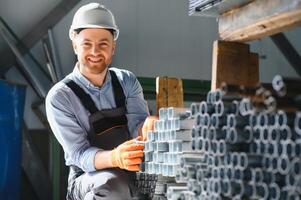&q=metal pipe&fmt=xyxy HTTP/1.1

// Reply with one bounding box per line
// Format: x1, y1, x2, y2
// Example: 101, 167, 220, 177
190, 102, 200, 117
295, 111, 301, 136
159, 107, 167, 120
243, 183, 257, 198
191, 139, 196, 151
276, 110, 295, 127
212, 89, 222, 103
249, 113, 257, 127
279, 125, 292, 140
294, 141, 301, 156
207, 91, 213, 104
257, 112, 269, 126
210, 180, 221, 195
282, 140, 296, 158
252, 168, 264, 183
267, 113, 277, 126
167, 107, 191, 120
226, 127, 252, 144
237, 153, 248, 170
252, 125, 261, 140
211, 141, 220, 157
268, 127, 280, 142
196, 168, 205, 184
285, 173, 299, 188
220, 180, 232, 197
277, 155, 291, 175
191, 126, 197, 138
253, 141, 266, 154
217, 141, 249, 155
272, 75, 301, 97
199, 101, 207, 114
230, 152, 239, 167
265, 142, 277, 155
196, 138, 203, 151
259, 126, 269, 142
291, 158, 301, 176
187, 179, 201, 195
211, 167, 219, 179
215, 100, 239, 116
180, 154, 206, 168
213, 126, 227, 140
196, 113, 211, 127
239, 98, 254, 116
245, 154, 264, 168
200, 126, 209, 139
208, 126, 216, 140
232, 168, 243, 181
255, 183, 269, 200
223, 153, 232, 167
211, 114, 227, 128
227, 114, 249, 128
167, 186, 188, 200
